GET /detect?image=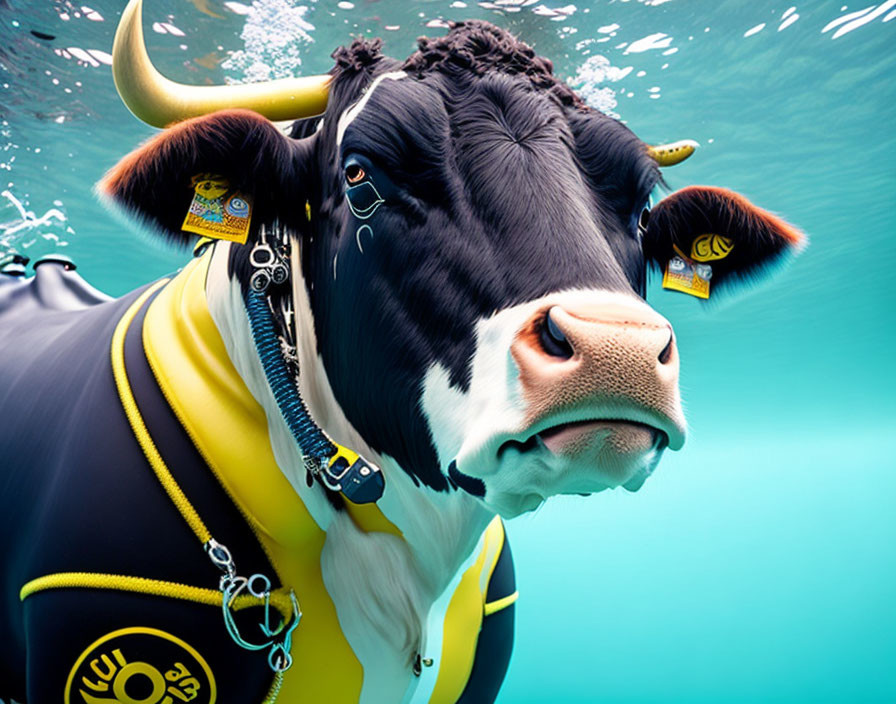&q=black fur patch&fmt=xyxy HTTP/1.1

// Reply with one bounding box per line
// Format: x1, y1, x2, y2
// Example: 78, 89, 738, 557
448, 461, 486, 498
403, 20, 581, 109
296, 23, 661, 491
103, 23, 690, 494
